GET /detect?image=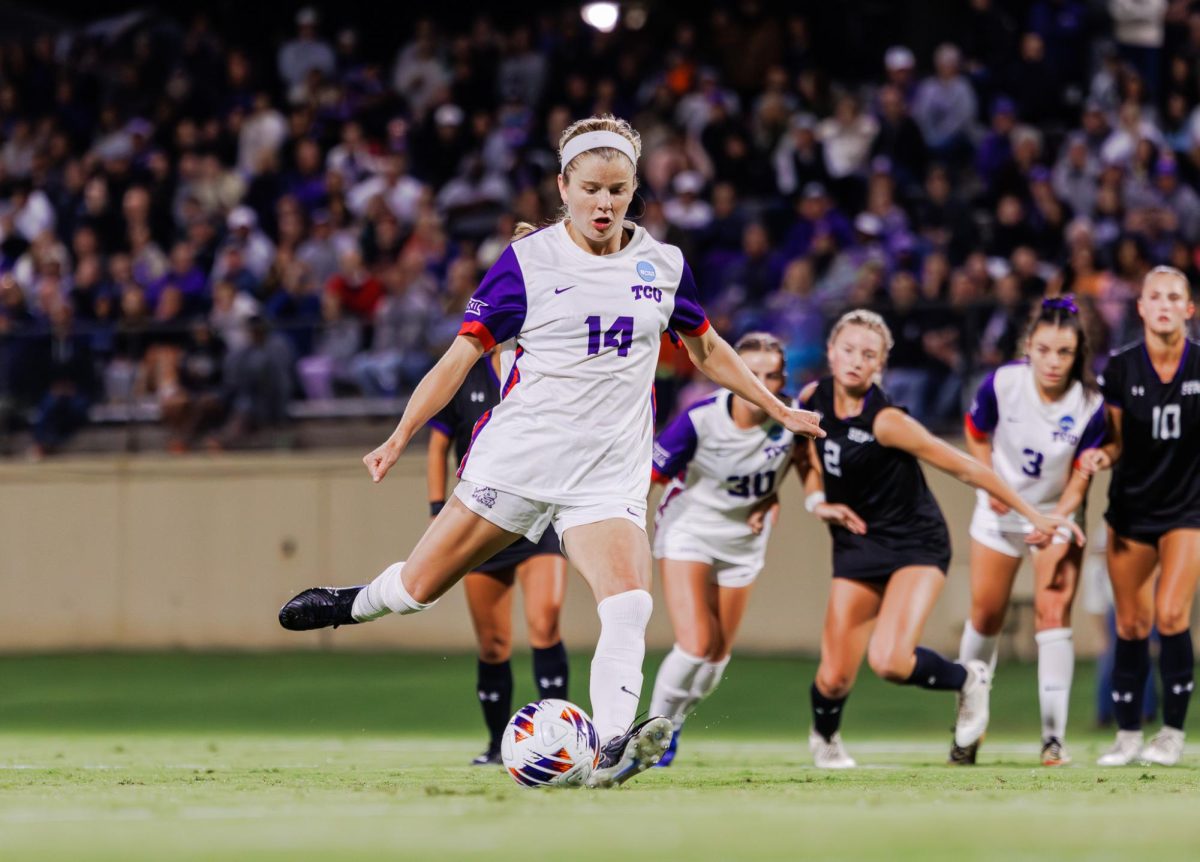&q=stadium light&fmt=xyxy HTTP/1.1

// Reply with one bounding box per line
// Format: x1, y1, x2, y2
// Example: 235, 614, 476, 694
581, 2, 620, 33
